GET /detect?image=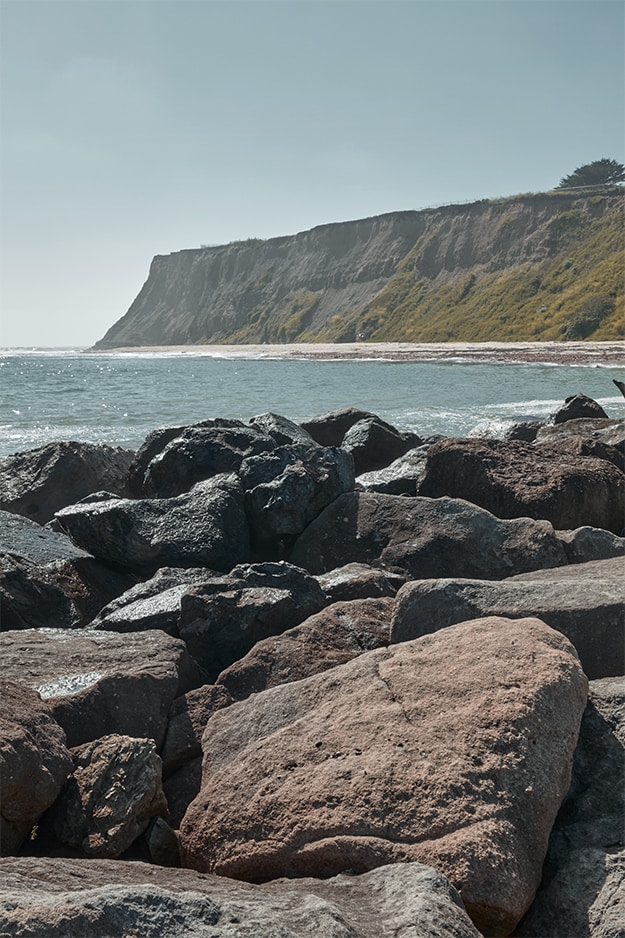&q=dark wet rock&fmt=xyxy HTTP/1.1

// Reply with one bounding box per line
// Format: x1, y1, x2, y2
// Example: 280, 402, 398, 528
390, 556, 625, 680
0, 441, 134, 525
503, 420, 543, 442
316, 562, 406, 602
0, 553, 81, 631
161, 684, 234, 775
300, 406, 377, 447
216, 597, 393, 700
55, 474, 250, 576
248, 412, 317, 447
0, 680, 73, 855
178, 561, 327, 679
516, 676, 625, 938
163, 758, 203, 830
341, 417, 422, 475
551, 393, 609, 424
0, 628, 200, 749
0, 510, 91, 566
536, 417, 625, 452
44, 734, 168, 859
418, 437, 625, 533
356, 445, 430, 495
240, 444, 355, 555
0, 857, 482, 938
